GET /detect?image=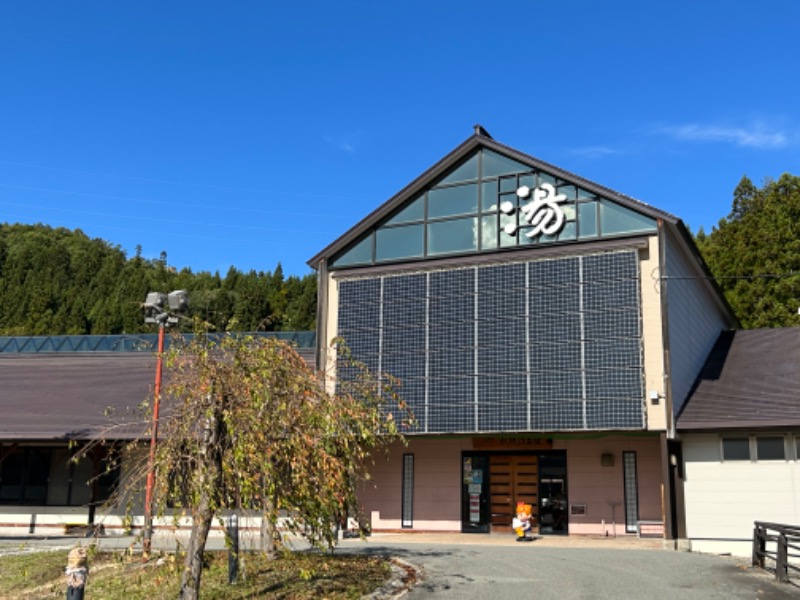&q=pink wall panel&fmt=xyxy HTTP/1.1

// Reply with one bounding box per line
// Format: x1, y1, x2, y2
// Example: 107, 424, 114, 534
358, 435, 664, 536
